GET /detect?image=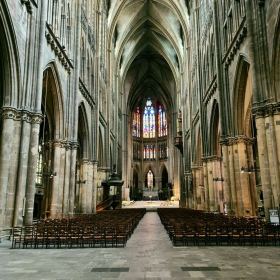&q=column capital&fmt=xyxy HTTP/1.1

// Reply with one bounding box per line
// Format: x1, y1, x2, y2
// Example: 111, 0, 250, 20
252, 102, 280, 119
202, 156, 223, 162
219, 136, 255, 146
